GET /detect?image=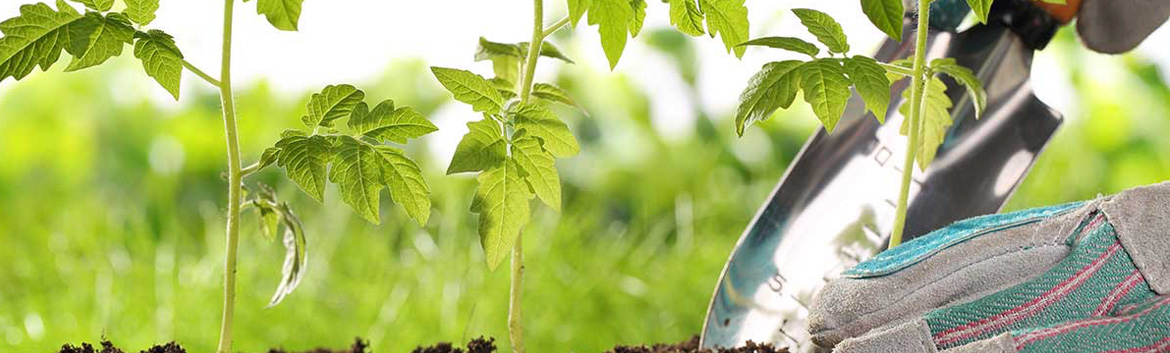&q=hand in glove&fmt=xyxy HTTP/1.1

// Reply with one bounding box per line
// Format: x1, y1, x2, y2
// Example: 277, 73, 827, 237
808, 182, 1170, 352
1037, 0, 1168, 54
